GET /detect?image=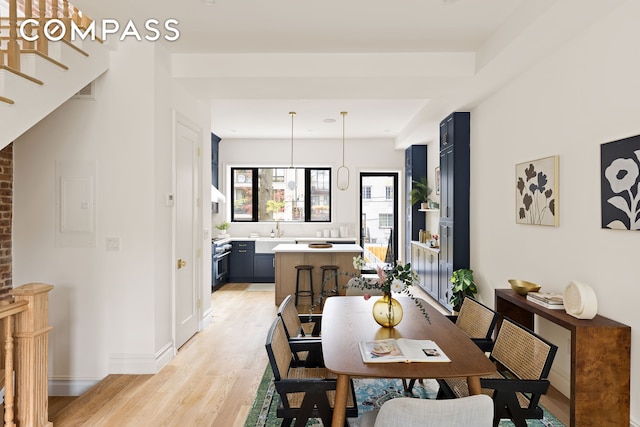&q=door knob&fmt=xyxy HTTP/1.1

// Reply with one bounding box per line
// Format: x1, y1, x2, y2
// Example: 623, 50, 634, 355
177, 259, 187, 269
